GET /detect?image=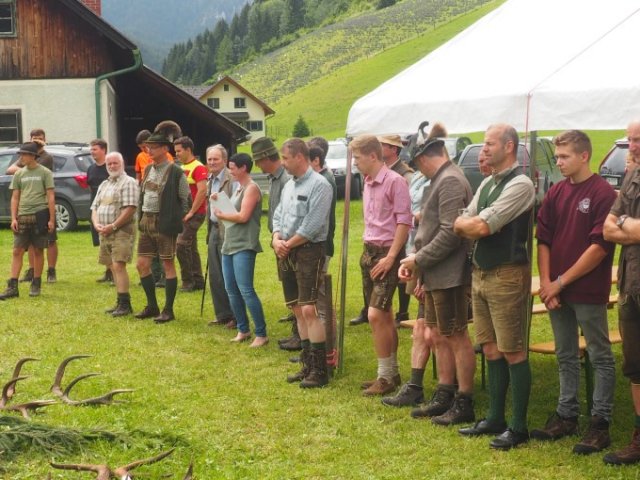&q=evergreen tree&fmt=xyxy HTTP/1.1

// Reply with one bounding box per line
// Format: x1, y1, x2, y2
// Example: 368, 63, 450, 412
215, 34, 234, 72
281, 0, 305, 35
292, 115, 311, 137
